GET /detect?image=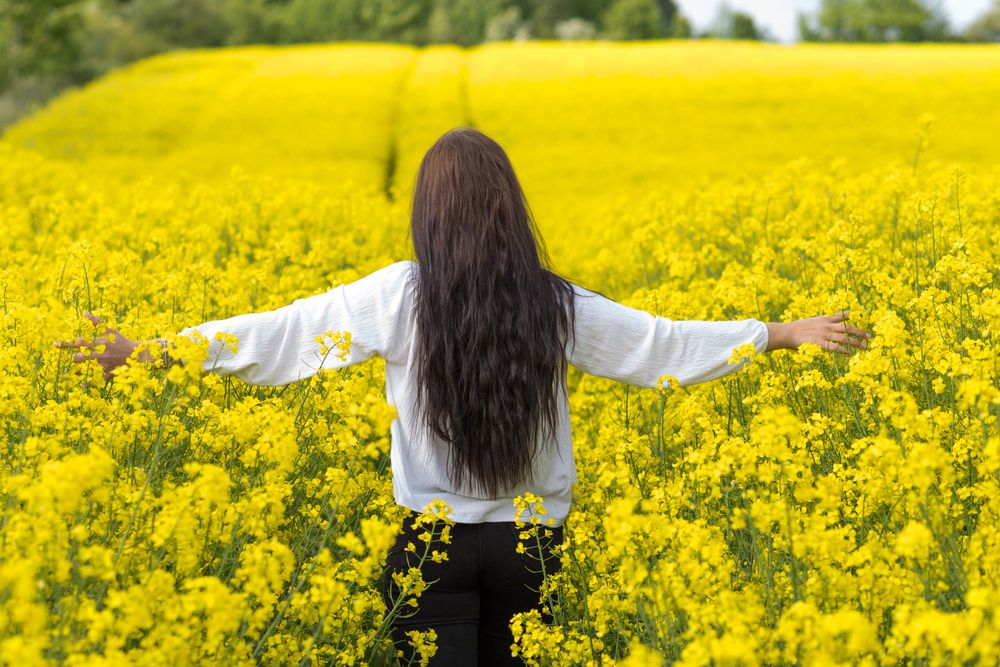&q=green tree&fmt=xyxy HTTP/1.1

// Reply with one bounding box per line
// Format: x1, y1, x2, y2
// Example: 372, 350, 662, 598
601, 0, 662, 39
362, 0, 433, 43
221, 0, 287, 45
1, 0, 85, 86
797, 11, 821, 40
75, 1, 163, 79
799, 0, 952, 42
670, 12, 691, 37
527, 0, 573, 39
428, 0, 509, 45
484, 4, 525, 40
730, 11, 761, 39
706, 4, 764, 40
653, 0, 678, 34
282, 0, 362, 42
966, 0, 1000, 42
567, 0, 613, 24
122, 0, 228, 47
282, 0, 431, 44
